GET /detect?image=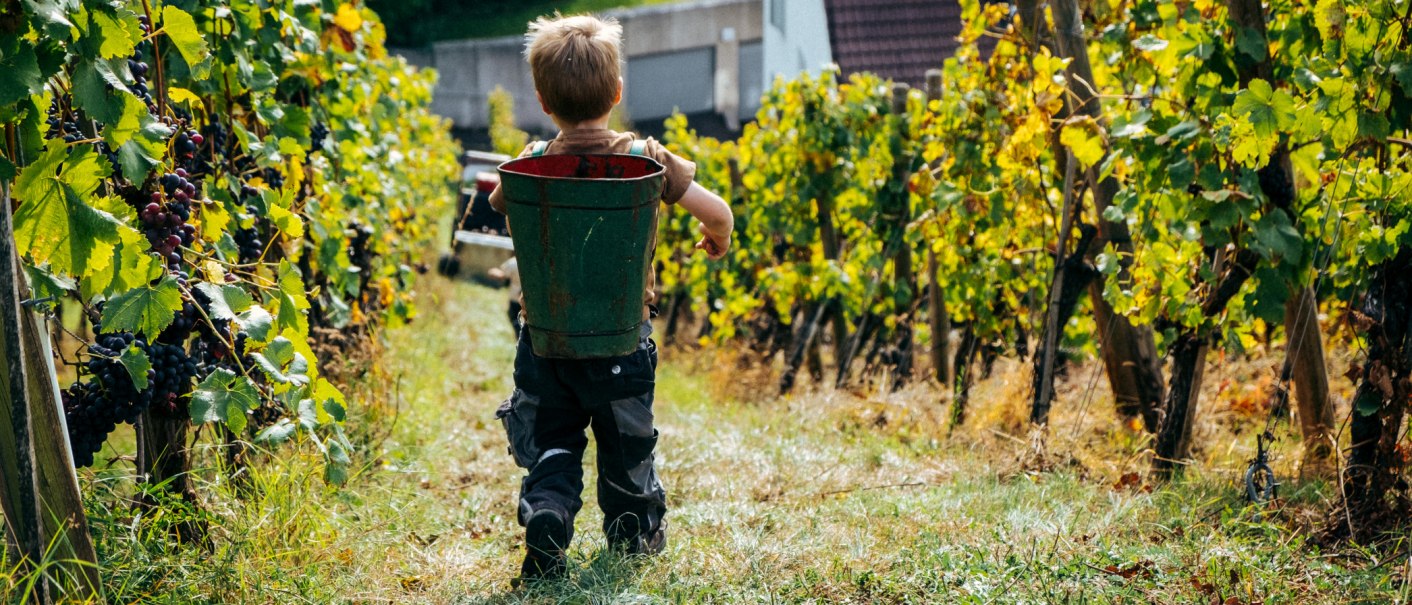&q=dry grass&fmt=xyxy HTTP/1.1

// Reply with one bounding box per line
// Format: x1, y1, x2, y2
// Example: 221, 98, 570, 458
10, 276, 1405, 603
